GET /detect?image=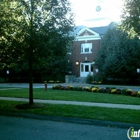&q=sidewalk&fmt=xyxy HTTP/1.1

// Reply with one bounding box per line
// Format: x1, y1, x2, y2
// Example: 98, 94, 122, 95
0, 83, 140, 91
0, 97, 140, 110
1, 96, 140, 129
